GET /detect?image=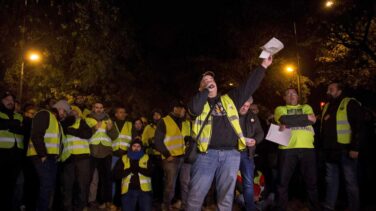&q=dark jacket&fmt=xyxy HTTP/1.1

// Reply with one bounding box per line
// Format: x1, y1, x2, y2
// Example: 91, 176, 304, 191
188, 66, 266, 150
113, 154, 153, 192
29, 110, 57, 158
240, 111, 264, 157
154, 113, 183, 158
320, 95, 364, 162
